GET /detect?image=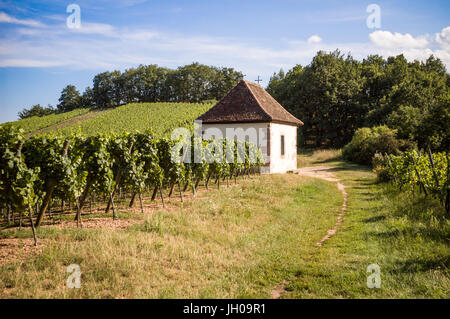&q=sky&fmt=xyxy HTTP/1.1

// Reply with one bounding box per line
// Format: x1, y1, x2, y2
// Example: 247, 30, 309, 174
0, 0, 449, 123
